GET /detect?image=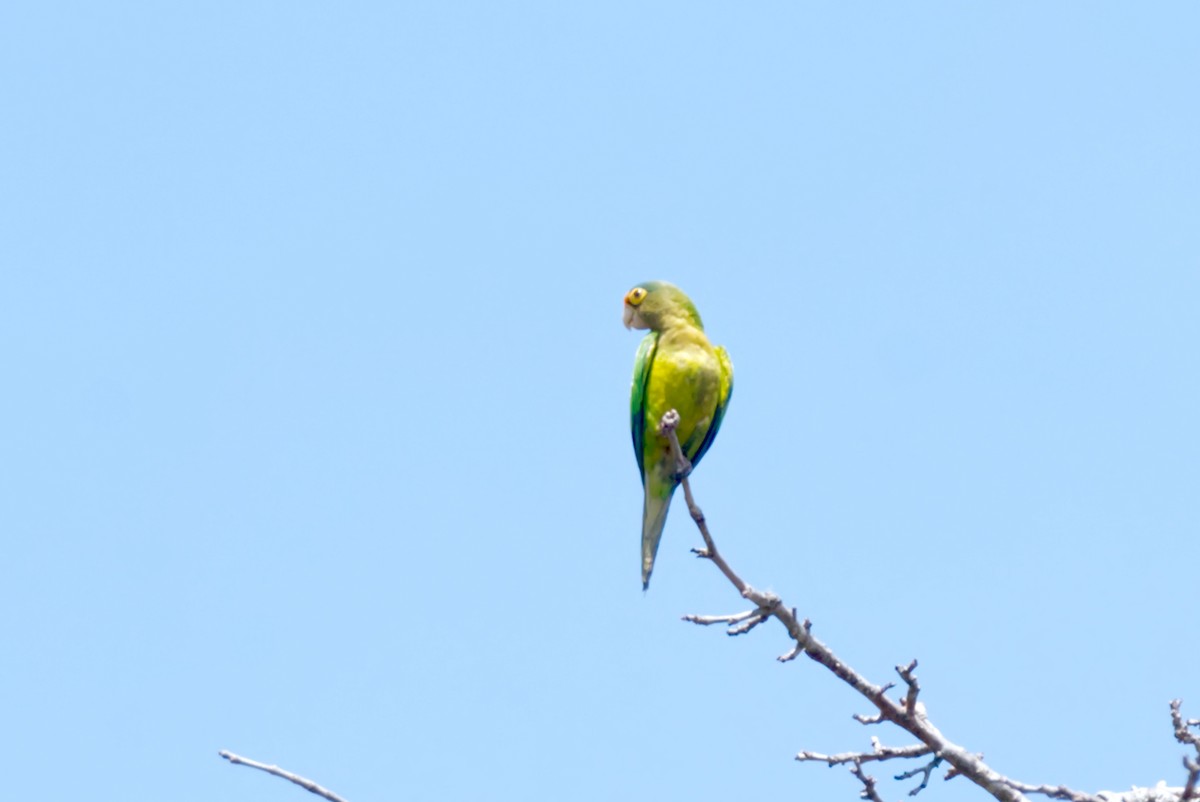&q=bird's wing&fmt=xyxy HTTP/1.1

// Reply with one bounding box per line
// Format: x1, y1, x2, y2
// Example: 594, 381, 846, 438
630, 331, 659, 484
688, 345, 734, 470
